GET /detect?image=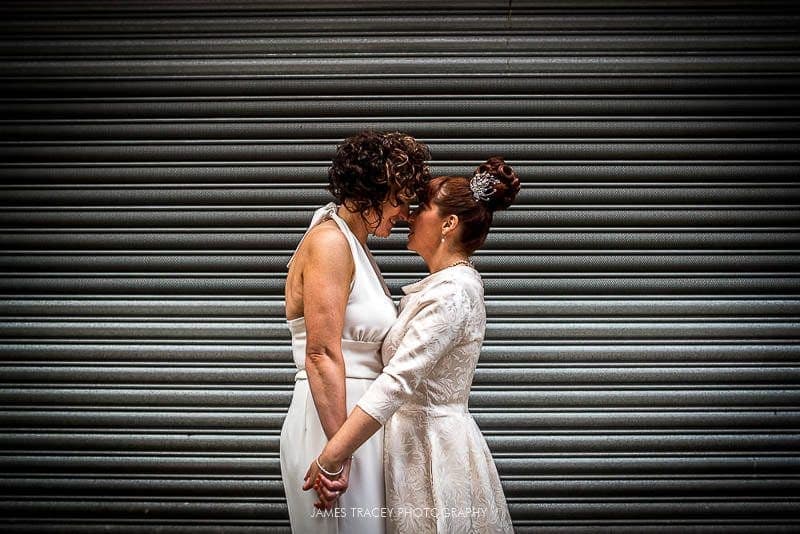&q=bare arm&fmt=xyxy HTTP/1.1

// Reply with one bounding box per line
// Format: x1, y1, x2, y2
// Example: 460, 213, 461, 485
313, 288, 465, 468
300, 223, 354, 439
302, 406, 381, 503
321, 407, 380, 468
